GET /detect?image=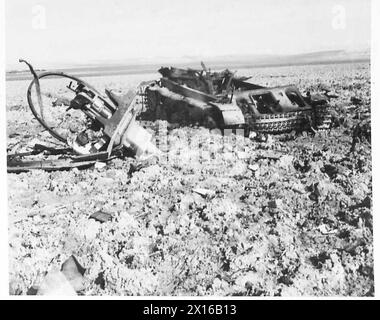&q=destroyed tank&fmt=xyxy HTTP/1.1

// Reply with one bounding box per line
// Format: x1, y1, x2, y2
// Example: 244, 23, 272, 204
144, 63, 332, 134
